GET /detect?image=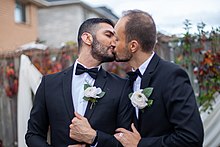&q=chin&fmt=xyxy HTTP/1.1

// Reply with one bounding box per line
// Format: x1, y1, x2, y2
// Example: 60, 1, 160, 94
116, 57, 130, 62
